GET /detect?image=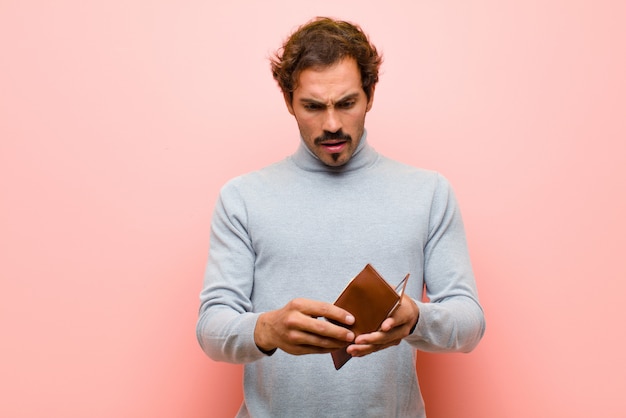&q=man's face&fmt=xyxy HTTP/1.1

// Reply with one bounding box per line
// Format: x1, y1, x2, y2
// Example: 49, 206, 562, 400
285, 58, 374, 167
